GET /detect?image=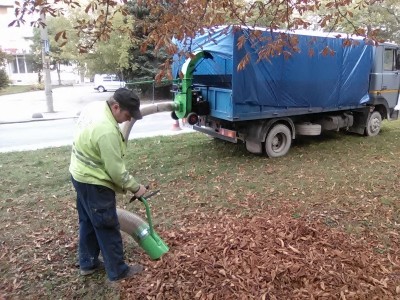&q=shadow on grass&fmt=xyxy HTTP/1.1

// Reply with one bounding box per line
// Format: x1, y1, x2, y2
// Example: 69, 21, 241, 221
293, 131, 346, 148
